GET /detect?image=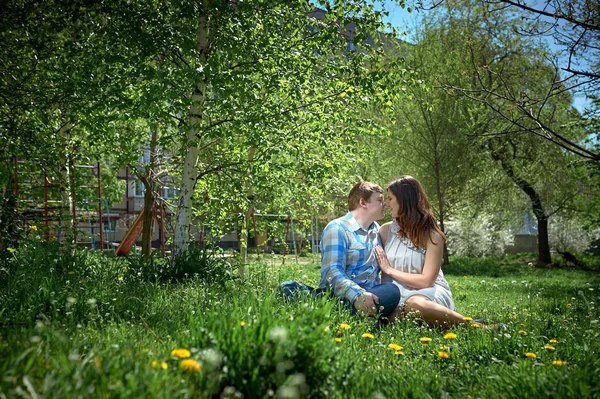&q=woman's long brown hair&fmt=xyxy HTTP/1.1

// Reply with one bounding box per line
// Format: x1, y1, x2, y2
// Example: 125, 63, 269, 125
387, 176, 446, 249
